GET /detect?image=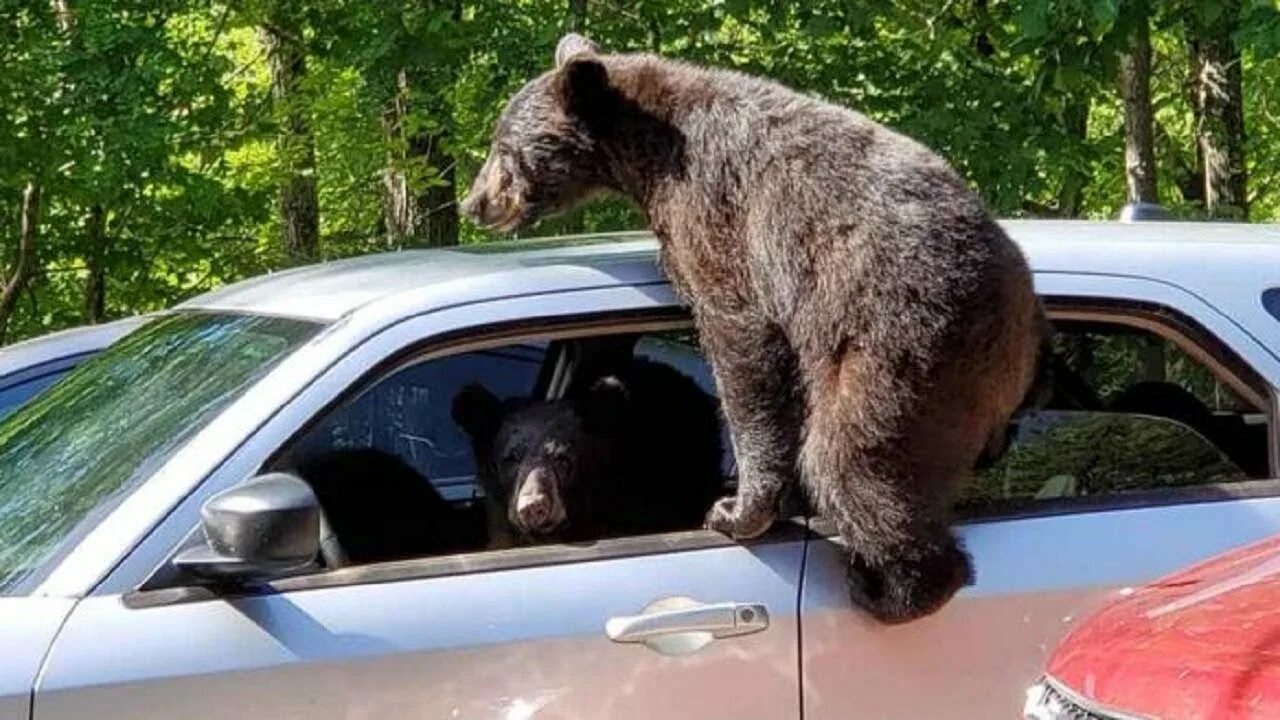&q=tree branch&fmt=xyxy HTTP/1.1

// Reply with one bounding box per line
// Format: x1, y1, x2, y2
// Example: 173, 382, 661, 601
0, 183, 42, 344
